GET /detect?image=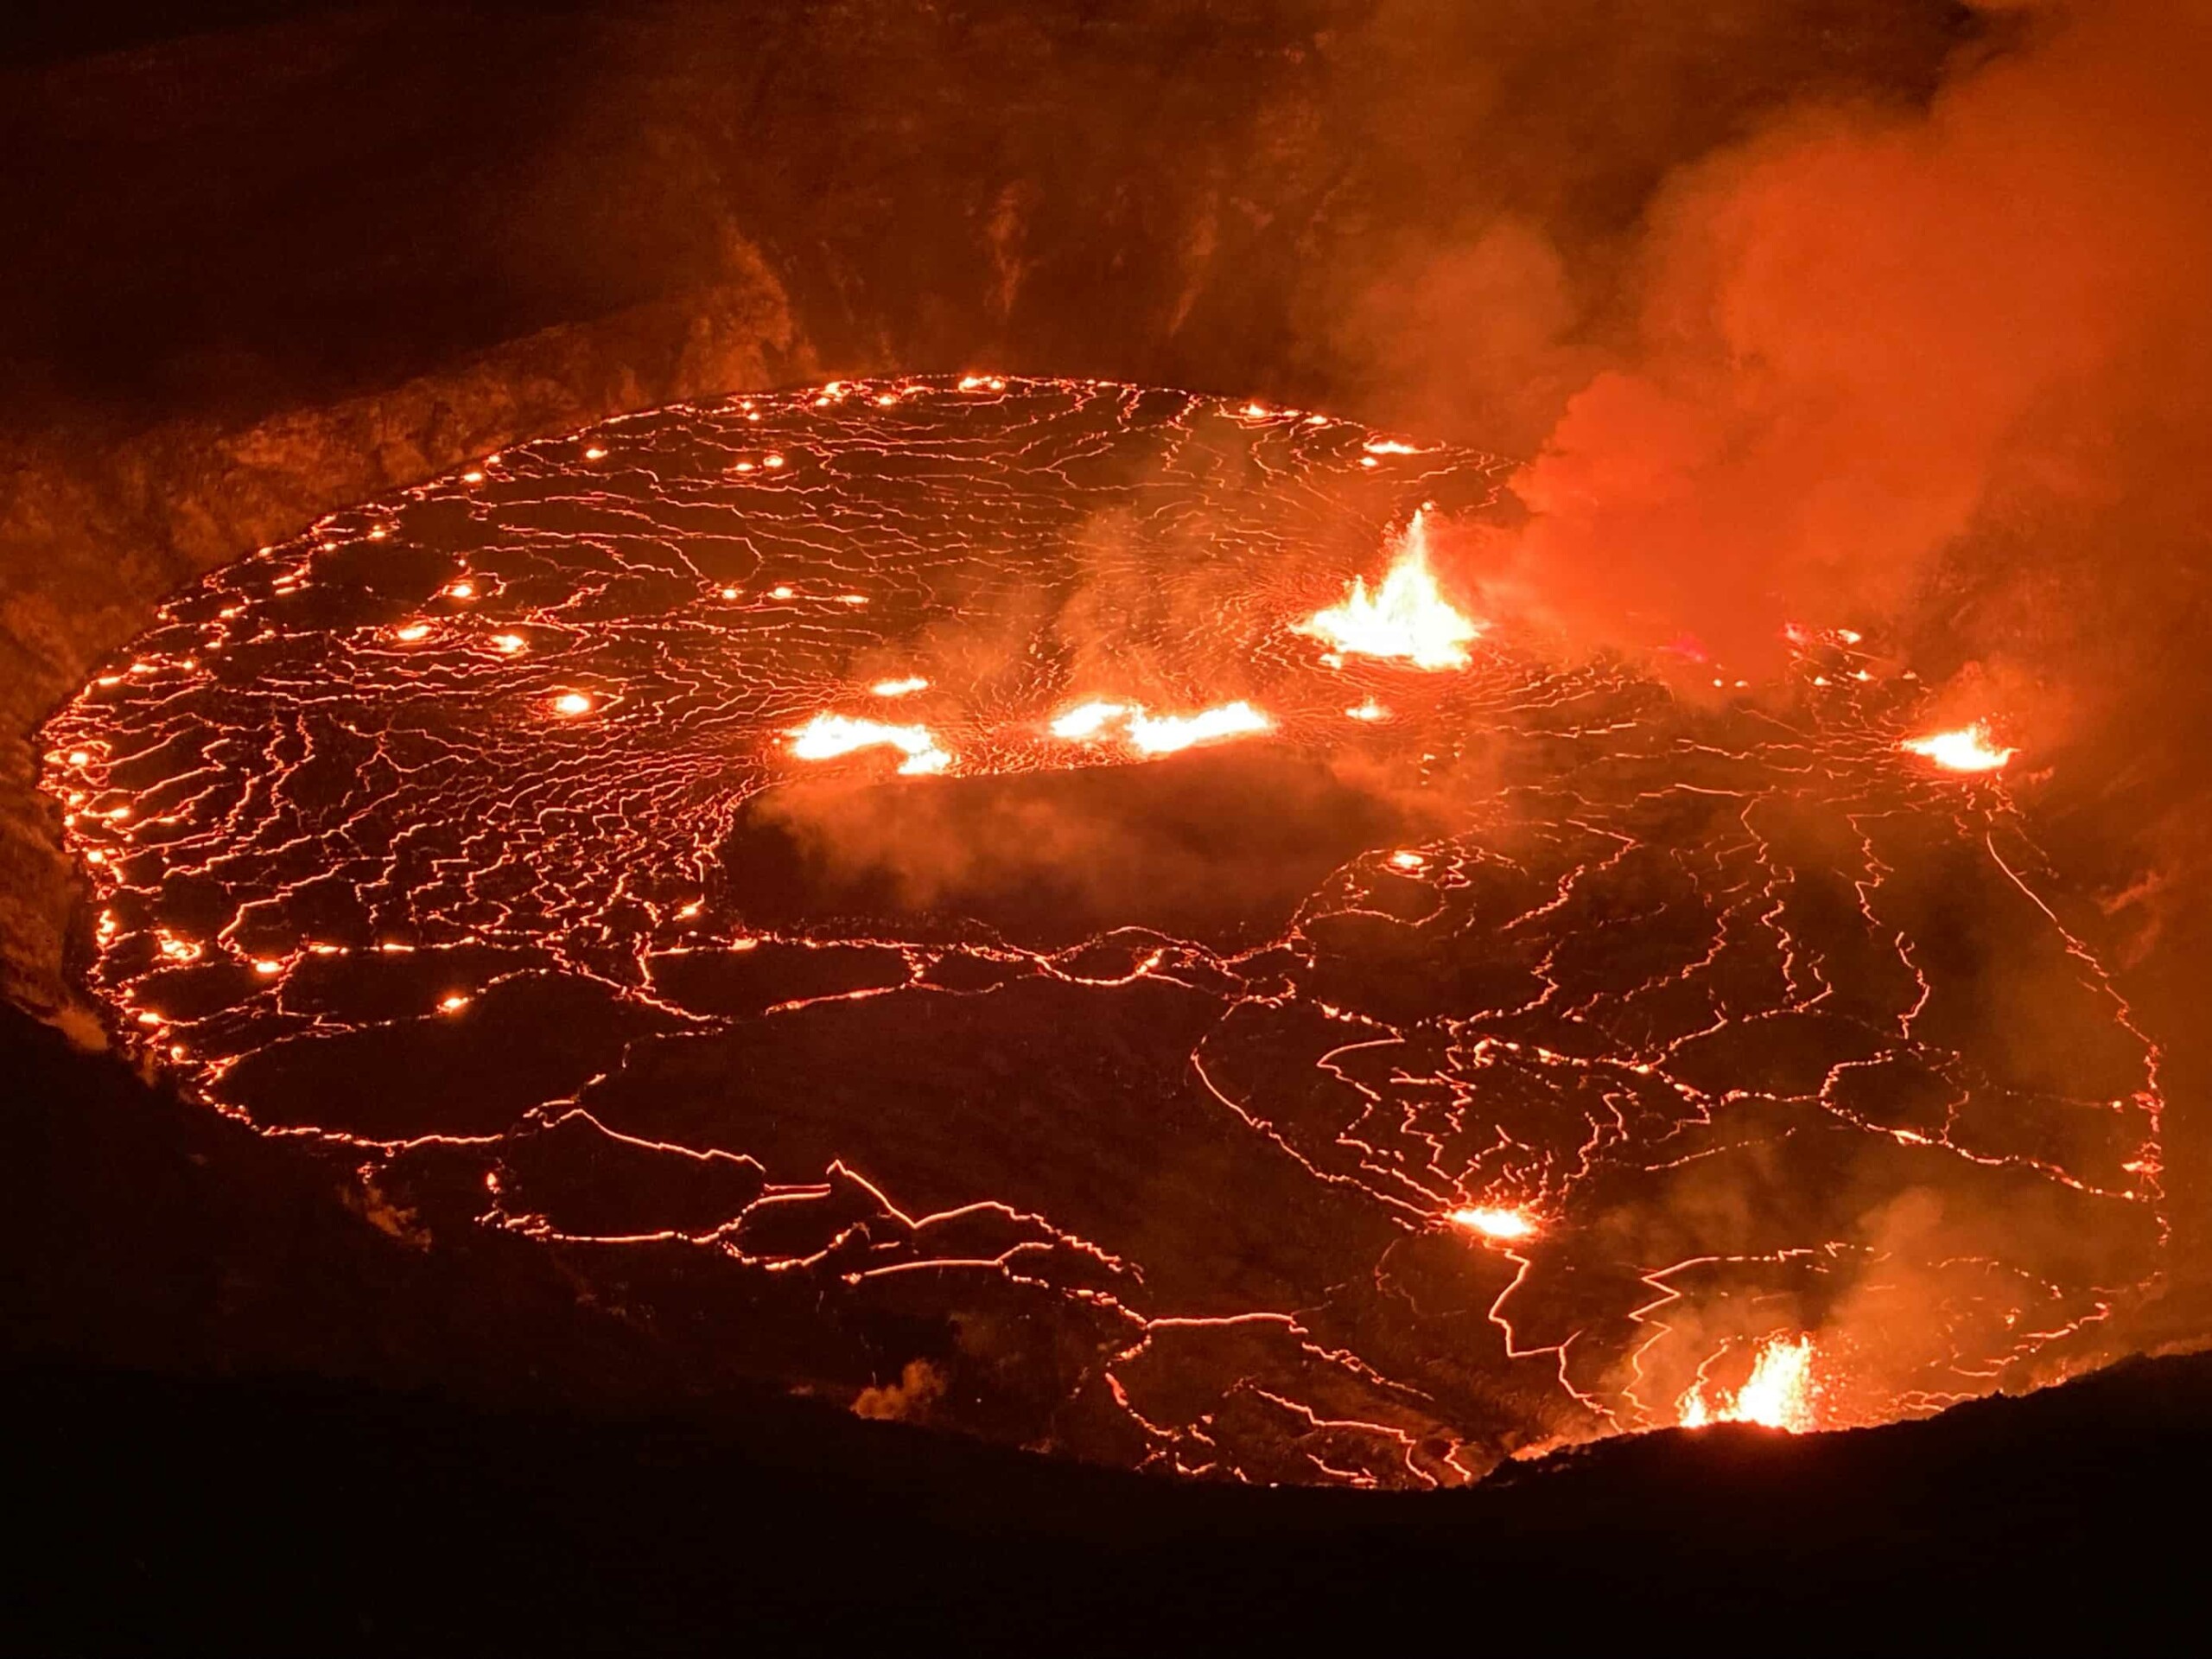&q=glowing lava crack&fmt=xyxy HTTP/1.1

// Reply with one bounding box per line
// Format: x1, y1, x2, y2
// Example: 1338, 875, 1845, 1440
41, 374, 2164, 1489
